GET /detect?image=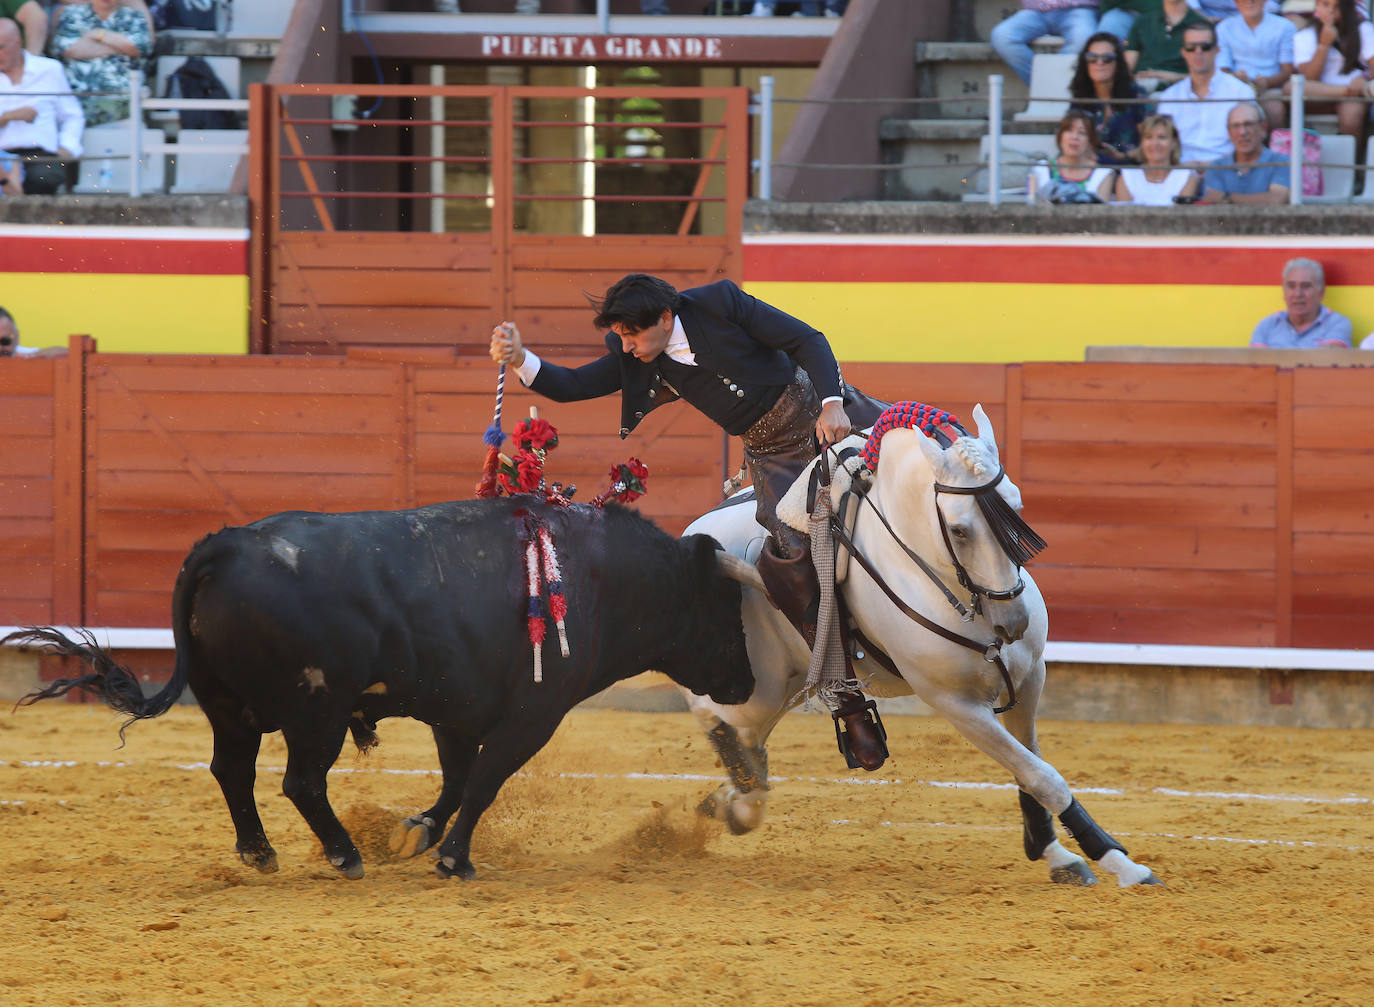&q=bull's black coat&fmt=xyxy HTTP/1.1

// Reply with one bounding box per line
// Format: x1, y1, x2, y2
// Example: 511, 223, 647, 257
7, 498, 754, 880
